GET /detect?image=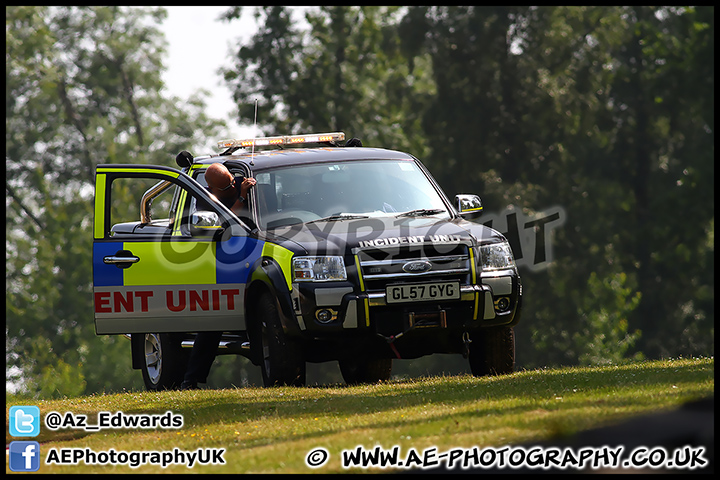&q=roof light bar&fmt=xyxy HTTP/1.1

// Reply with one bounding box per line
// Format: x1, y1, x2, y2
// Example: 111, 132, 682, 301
217, 132, 345, 150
